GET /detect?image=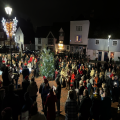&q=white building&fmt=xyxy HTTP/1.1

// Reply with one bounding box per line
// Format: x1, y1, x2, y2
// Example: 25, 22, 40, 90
15, 27, 35, 51
70, 20, 89, 55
